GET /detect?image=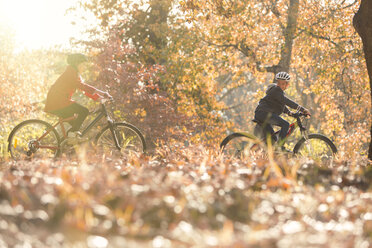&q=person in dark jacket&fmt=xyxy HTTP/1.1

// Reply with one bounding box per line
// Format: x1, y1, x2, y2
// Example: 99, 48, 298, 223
254, 72, 310, 149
